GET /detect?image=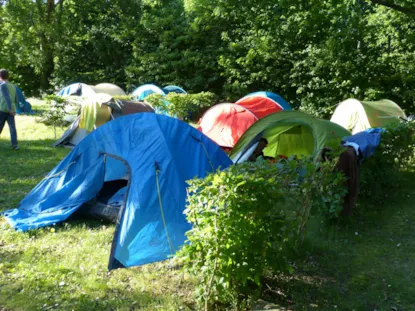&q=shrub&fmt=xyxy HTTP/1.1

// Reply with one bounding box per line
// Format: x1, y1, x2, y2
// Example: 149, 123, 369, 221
113, 95, 134, 101
38, 95, 78, 138
145, 92, 216, 121
176, 156, 346, 310
359, 121, 415, 204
